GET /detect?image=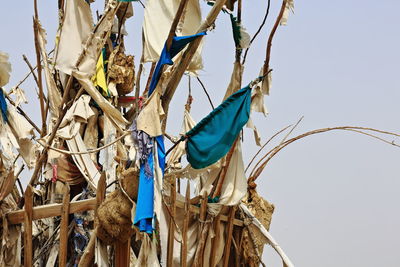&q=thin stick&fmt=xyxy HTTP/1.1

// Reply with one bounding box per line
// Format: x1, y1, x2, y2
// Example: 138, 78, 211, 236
242, 0, 271, 65
279, 116, 304, 145
22, 55, 40, 89
196, 77, 215, 109
4, 94, 41, 134
249, 126, 400, 184
33, 14, 47, 136
245, 124, 292, 173
212, 138, 239, 198
263, 0, 287, 76
37, 131, 130, 155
